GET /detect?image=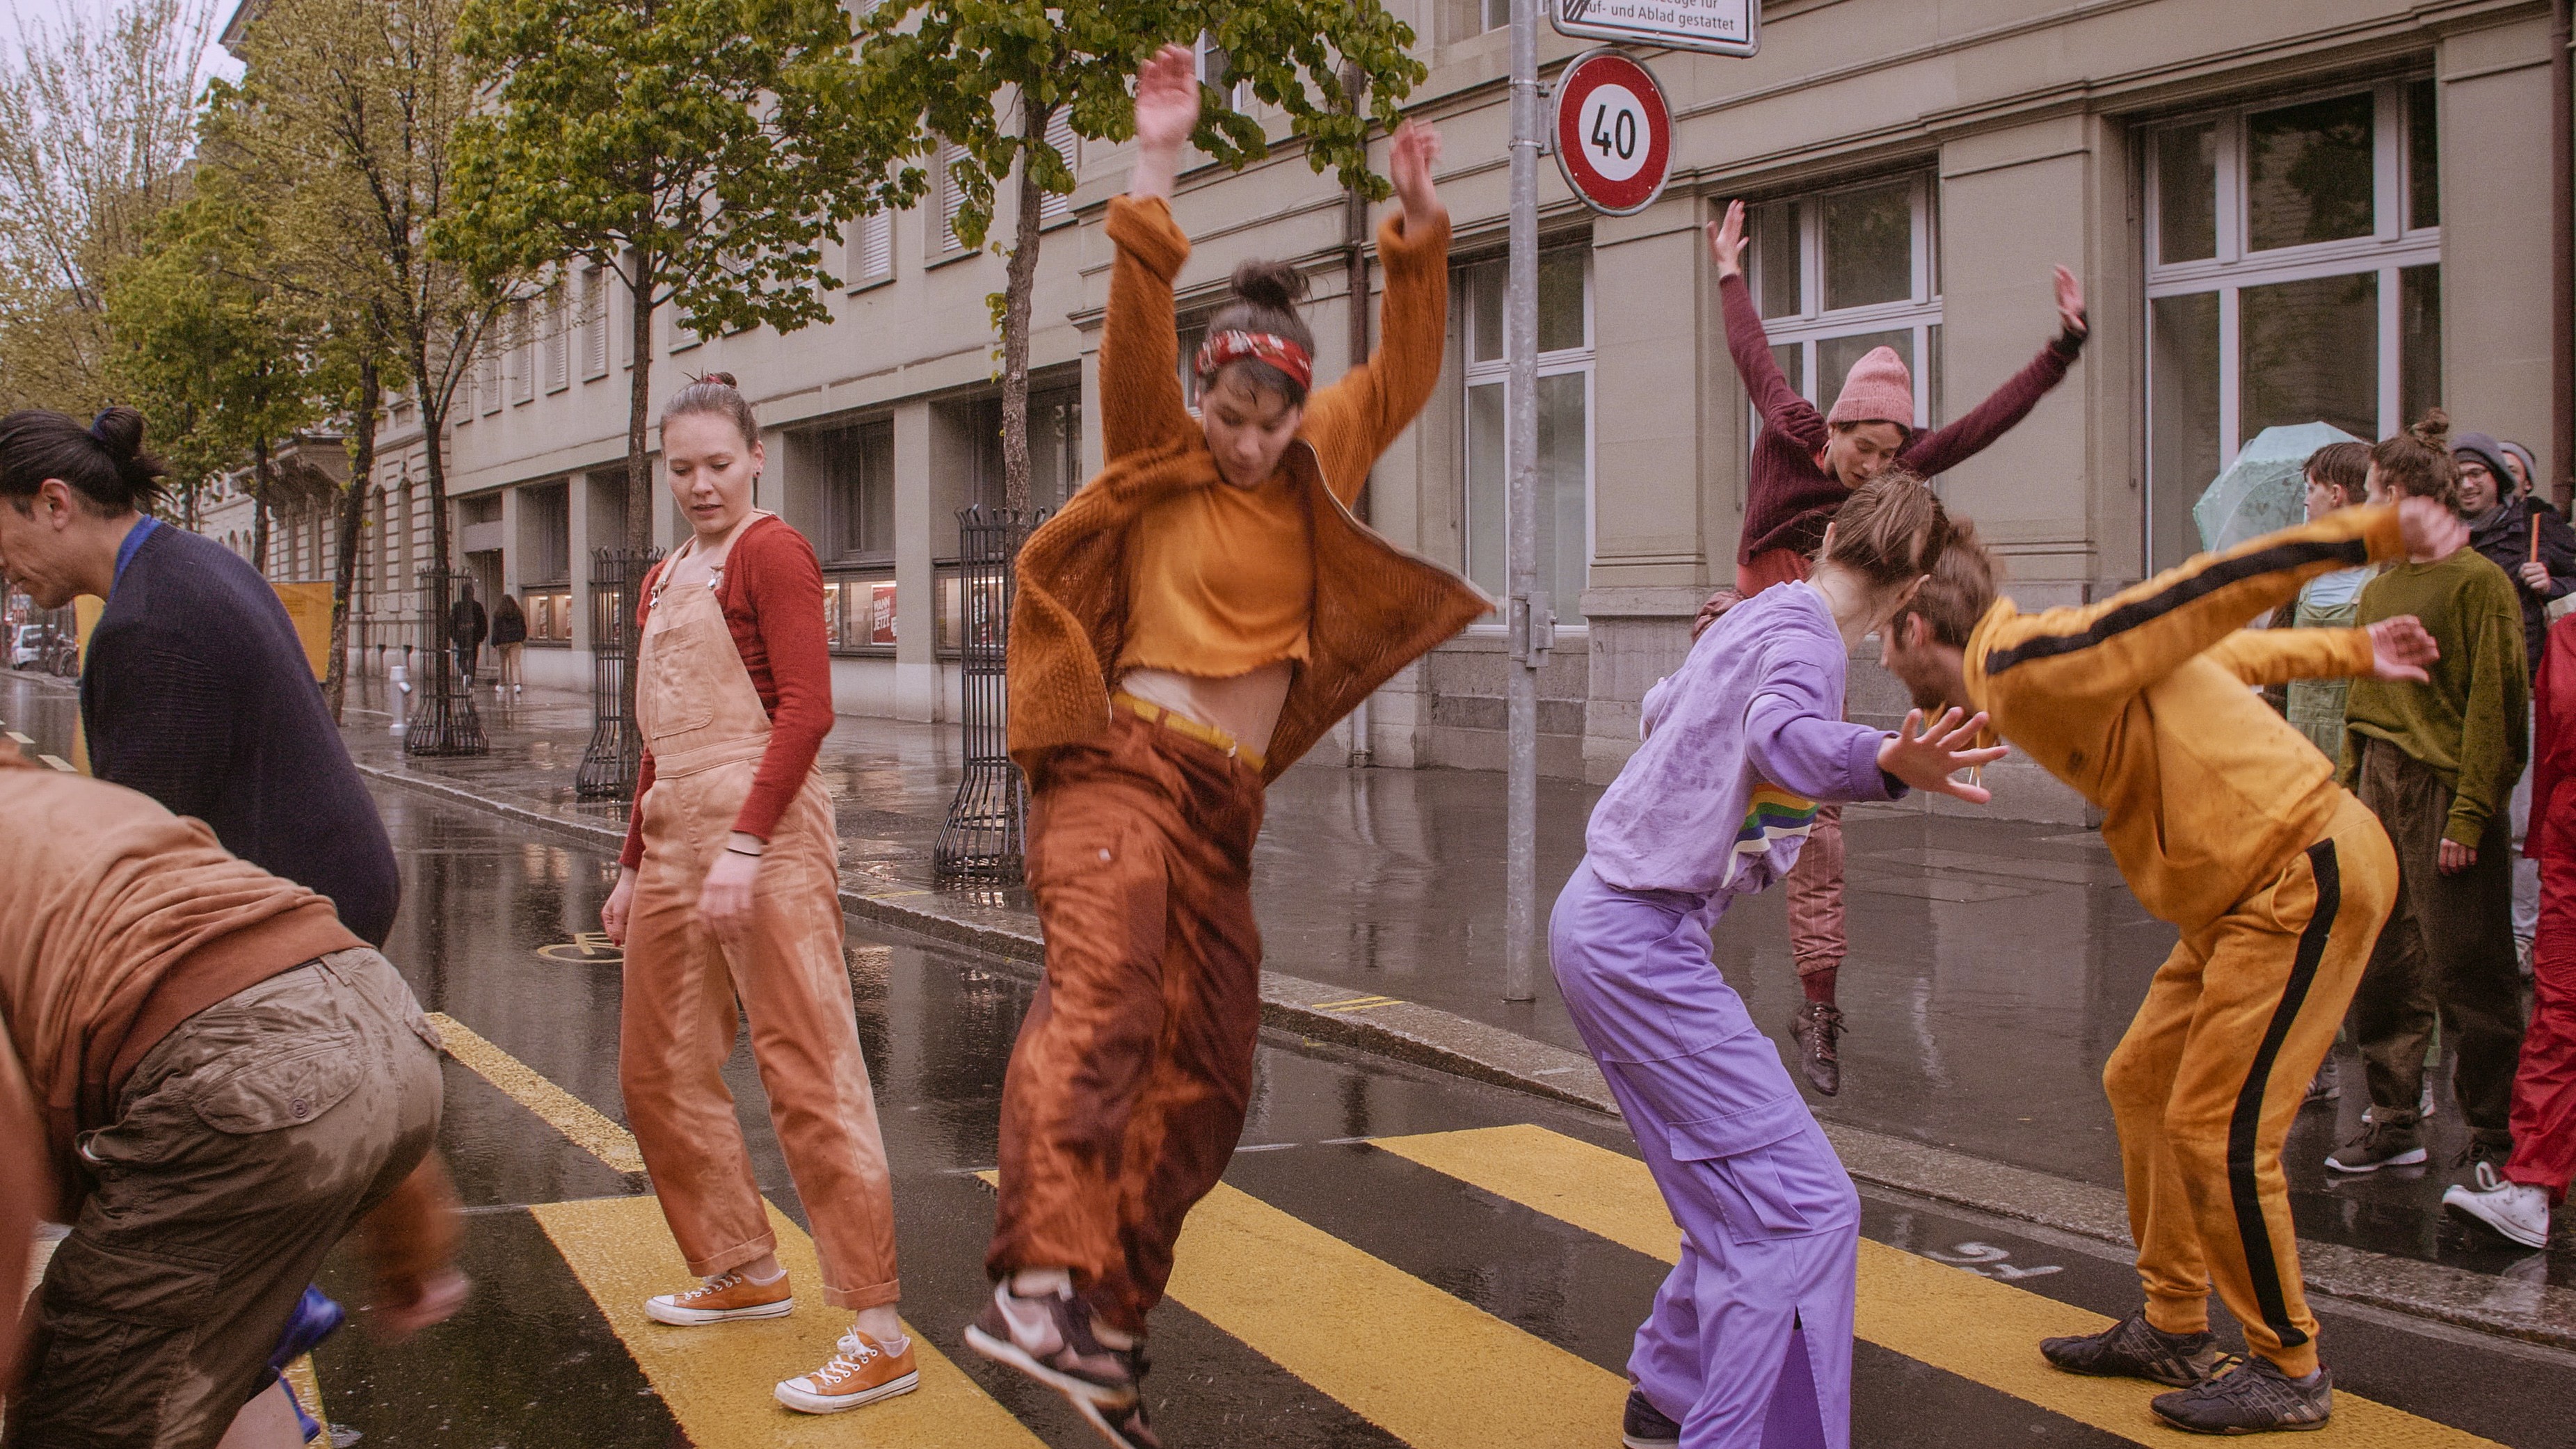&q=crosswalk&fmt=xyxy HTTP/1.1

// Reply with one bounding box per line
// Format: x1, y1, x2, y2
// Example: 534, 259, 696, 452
398, 1013, 2505, 1448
